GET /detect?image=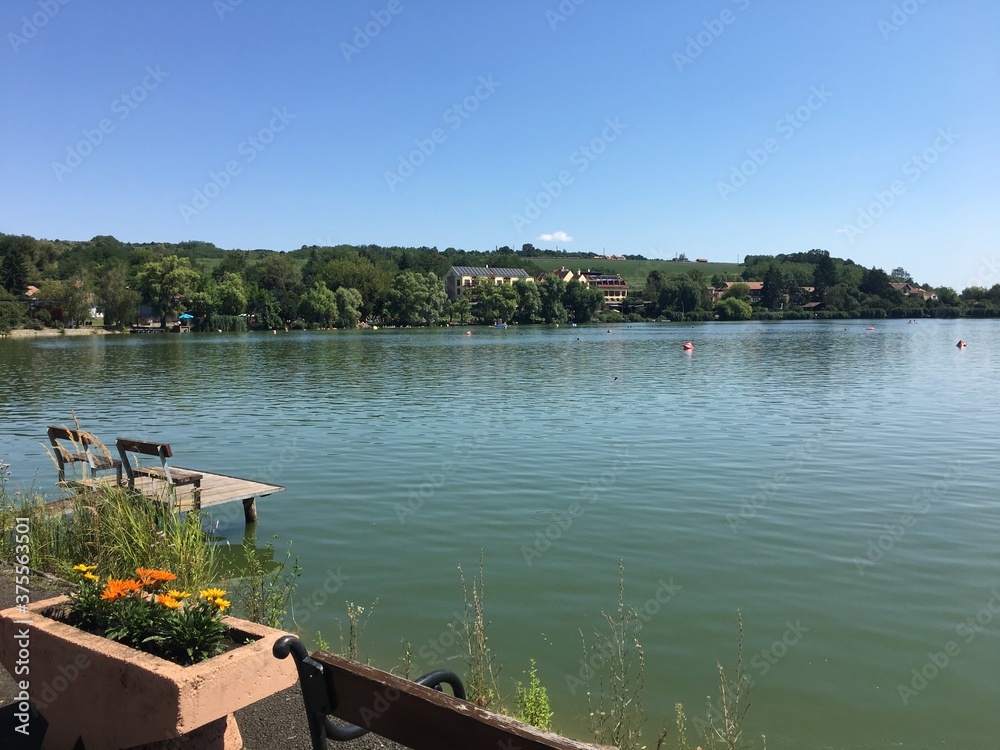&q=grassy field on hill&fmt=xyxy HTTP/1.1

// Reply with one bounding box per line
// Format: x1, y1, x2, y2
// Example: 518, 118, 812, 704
527, 257, 742, 290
